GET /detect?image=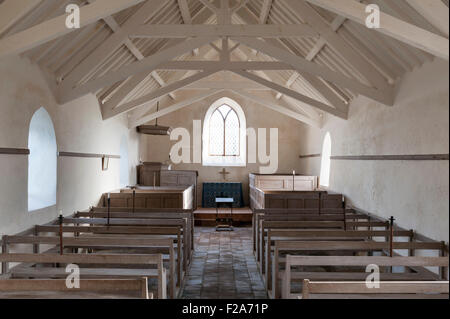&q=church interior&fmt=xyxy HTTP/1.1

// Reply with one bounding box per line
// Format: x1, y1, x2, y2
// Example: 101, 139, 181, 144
0, 0, 448, 300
